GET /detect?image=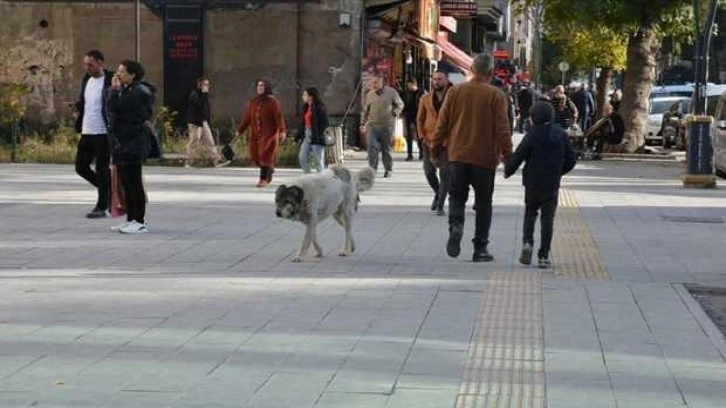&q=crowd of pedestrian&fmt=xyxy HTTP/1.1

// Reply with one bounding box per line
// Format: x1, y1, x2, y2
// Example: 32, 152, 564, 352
68, 48, 604, 268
